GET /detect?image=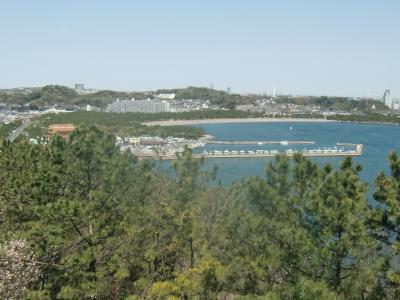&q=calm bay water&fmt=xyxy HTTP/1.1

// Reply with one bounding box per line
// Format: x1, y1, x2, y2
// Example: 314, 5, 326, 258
191, 122, 400, 197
